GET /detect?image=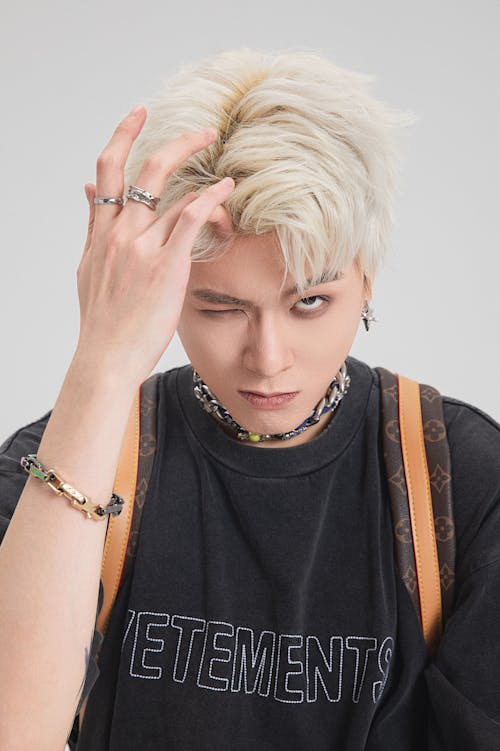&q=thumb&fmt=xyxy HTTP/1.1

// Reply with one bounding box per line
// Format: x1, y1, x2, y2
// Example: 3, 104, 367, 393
82, 183, 96, 258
